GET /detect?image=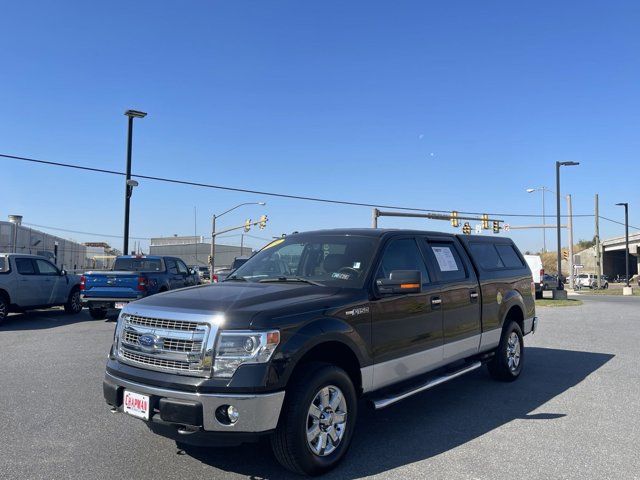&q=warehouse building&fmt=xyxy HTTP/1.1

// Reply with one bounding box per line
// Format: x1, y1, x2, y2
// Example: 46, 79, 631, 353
149, 235, 252, 268
0, 215, 87, 272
